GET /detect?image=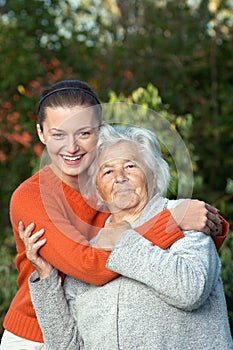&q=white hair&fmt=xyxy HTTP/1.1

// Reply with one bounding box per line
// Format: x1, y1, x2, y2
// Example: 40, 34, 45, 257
85, 124, 170, 209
